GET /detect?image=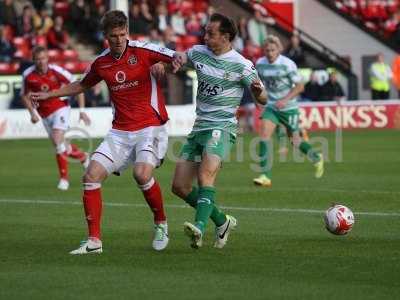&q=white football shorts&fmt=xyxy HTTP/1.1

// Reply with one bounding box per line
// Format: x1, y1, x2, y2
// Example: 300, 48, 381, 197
42, 106, 70, 134
91, 125, 168, 174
